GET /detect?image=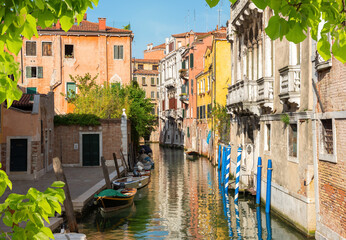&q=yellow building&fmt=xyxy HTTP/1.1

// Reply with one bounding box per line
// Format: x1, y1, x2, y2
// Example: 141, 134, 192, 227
196, 29, 231, 162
